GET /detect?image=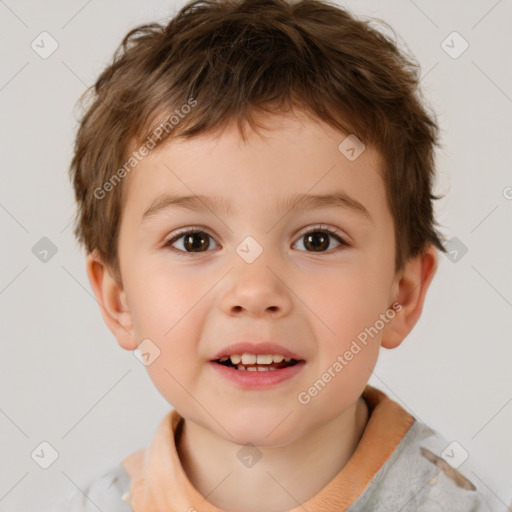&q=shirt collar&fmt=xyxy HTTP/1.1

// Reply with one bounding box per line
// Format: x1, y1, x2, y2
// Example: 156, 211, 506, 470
122, 384, 414, 511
